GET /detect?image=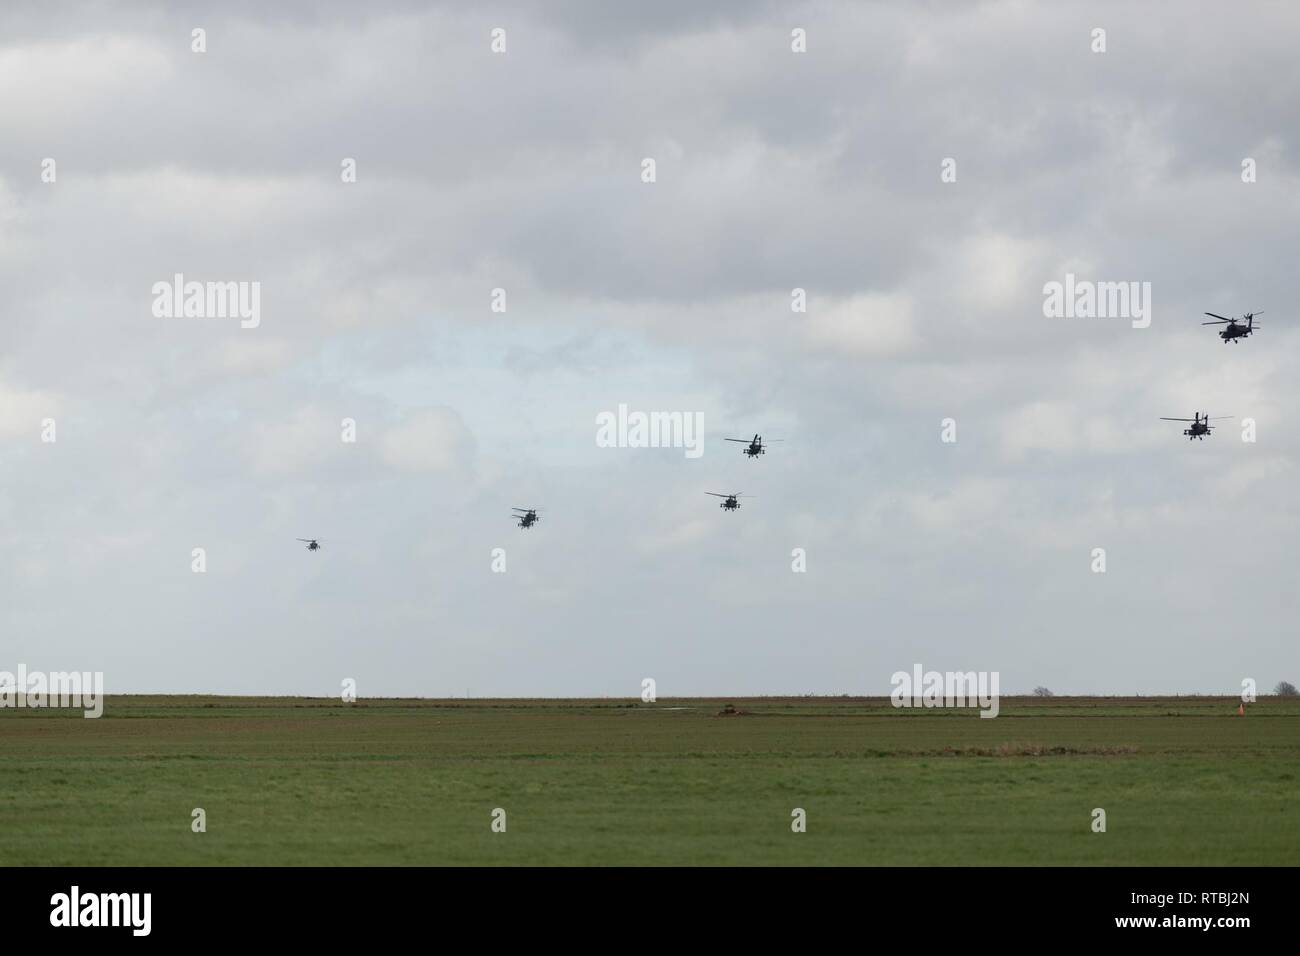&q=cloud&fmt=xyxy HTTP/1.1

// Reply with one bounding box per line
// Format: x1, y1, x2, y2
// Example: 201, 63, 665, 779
2, 2, 1298, 694
998, 400, 1130, 460
804, 292, 918, 357
246, 406, 343, 476
378, 407, 476, 474
0, 381, 58, 438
